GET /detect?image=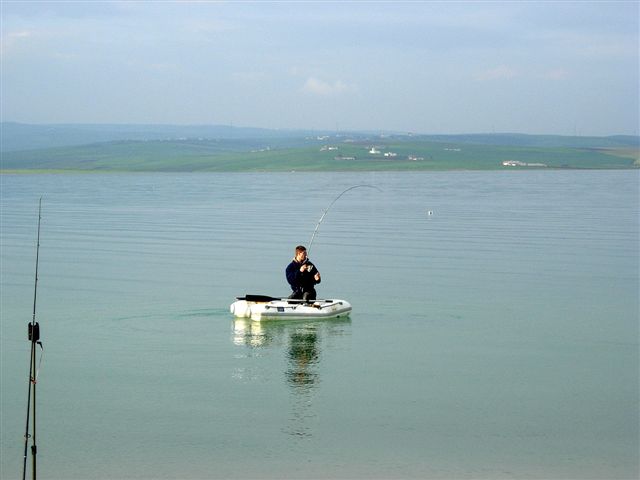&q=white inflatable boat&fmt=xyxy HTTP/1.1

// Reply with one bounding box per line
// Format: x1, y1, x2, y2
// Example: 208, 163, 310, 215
230, 295, 352, 321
